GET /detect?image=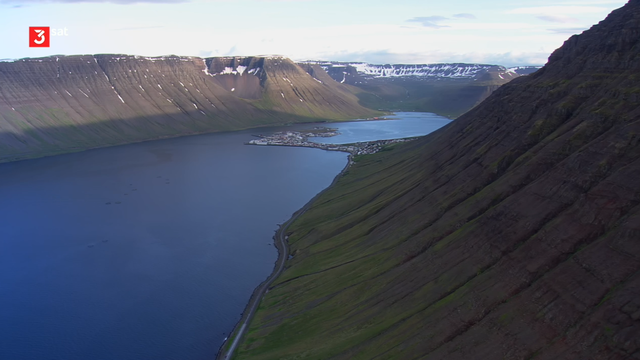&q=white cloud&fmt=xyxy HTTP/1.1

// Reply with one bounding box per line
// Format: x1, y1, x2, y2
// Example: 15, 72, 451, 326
506, 6, 609, 15
552, 0, 625, 5
1, 0, 628, 67
537, 15, 579, 23
1, 0, 187, 3
311, 49, 549, 67
442, 22, 537, 31
406, 16, 449, 28
547, 27, 588, 35
452, 13, 476, 19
